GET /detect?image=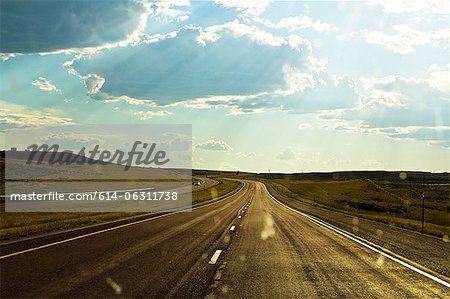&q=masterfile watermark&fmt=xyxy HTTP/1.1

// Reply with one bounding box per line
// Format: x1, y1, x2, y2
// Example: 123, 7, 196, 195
26, 141, 170, 170
4, 124, 192, 212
